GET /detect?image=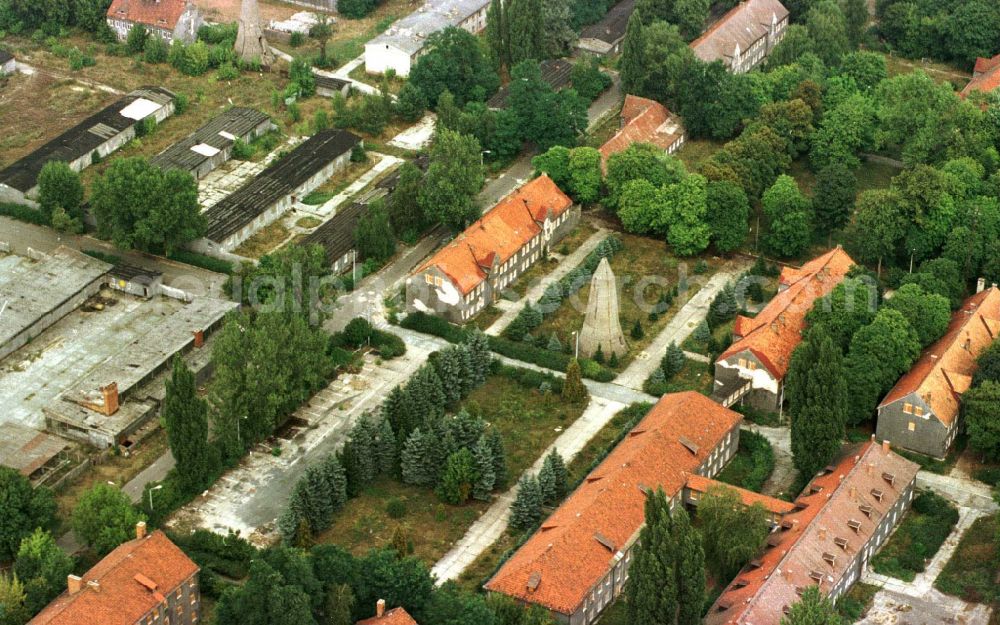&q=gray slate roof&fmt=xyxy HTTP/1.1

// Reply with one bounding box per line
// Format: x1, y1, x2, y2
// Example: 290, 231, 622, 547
689, 0, 789, 64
